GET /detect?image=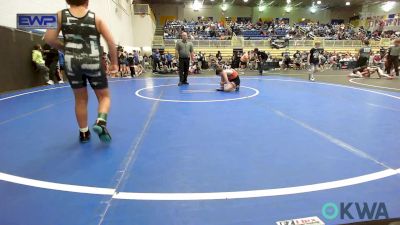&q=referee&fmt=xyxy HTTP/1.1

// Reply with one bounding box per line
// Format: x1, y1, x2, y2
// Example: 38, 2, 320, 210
386, 39, 400, 77
254, 48, 268, 75
175, 32, 194, 86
